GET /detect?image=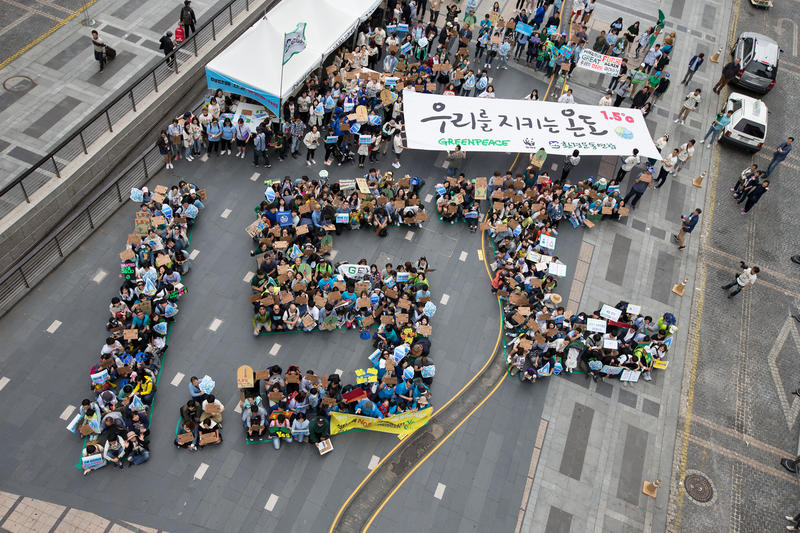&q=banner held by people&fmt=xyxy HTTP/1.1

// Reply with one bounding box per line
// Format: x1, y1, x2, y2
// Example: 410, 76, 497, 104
402, 90, 661, 159
577, 49, 623, 76
330, 407, 432, 435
